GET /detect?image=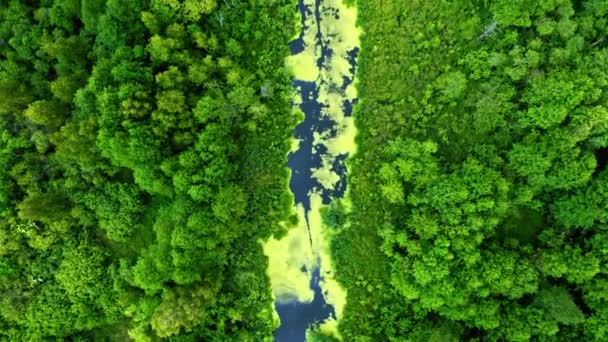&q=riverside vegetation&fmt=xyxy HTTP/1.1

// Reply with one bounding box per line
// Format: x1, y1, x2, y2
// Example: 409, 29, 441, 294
327, 0, 608, 341
0, 0, 299, 340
